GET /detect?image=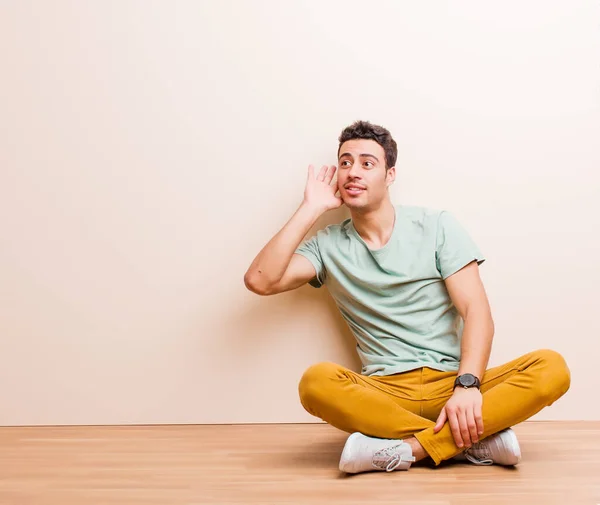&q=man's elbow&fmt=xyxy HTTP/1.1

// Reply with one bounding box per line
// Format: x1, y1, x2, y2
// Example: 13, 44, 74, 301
464, 303, 495, 330
244, 271, 274, 296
